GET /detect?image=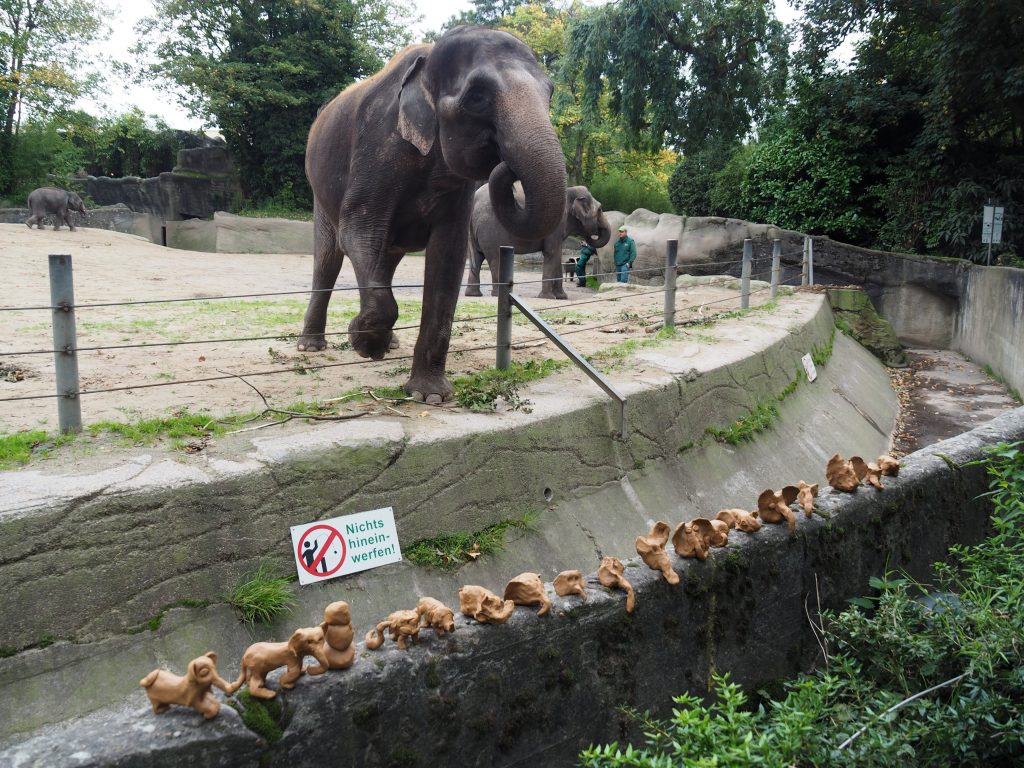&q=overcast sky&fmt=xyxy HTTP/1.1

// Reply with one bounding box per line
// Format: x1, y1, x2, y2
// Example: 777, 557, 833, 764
80, 0, 798, 132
